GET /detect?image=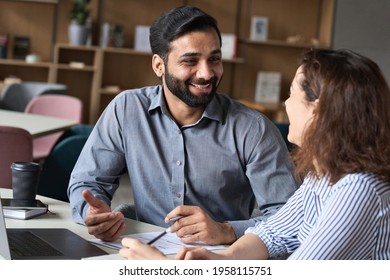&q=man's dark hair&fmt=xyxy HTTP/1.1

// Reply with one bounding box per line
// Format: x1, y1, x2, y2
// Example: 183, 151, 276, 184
149, 6, 222, 61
